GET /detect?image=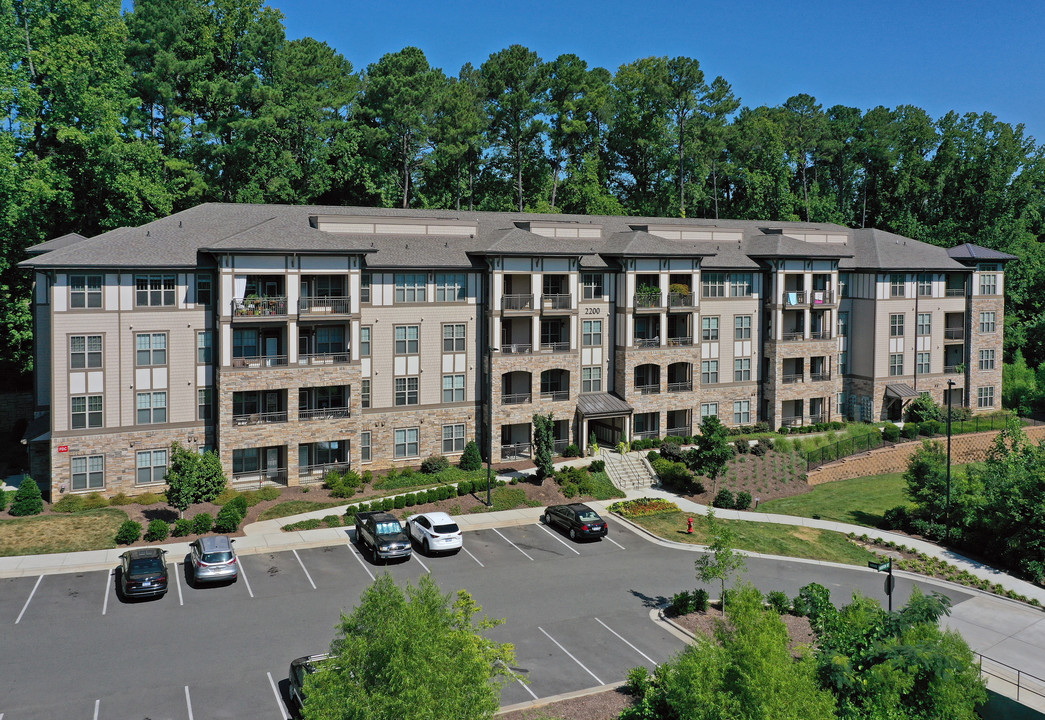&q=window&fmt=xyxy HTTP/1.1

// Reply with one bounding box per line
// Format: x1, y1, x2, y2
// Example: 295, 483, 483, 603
583, 320, 602, 346
701, 360, 719, 384
71, 395, 103, 429
136, 333, 167, 366
979, 349, 996, 370
979, 273, 997, 295
700, 403, 718, 419
136, 449, 168, 485
135, 274, 176, 307
197, 331, 213, 364
361, 379, 371, 409
196, 274, 213, 305
360, 274, 371, 303
312, 326, 345, 355
730, 273, 753, 297
837, 311, 849, 337
889, 314, 904, 337
633, 412, 659, 436
136, 391, 167, 424
70, 274, 102, 309
232, 448, 260, 474
395, 325, 419, 354
889, 353, 904, 376
978, 386, 995, 408
395, 377, 419, 406
360, 431, 372, 463
838, 273, 850, 299
734, 358, 751, 382
890, 273, 905, 298
443, 374, 465, 403
701, 316, 719, 341
442, 424, 466, 453
360, 326, 371, 357
582, 273, 604, 299
197, 388, 212, 420
916, 352, 930, 374
394, 428, 419, 458
232, 329, 259, 359
733, 400, 750, 425
443, 324, 465, 352
839, 351, 848, 375
70, 335, 102, 369
435, 273, 466, 302
71, 455, 104, 491
980, 312, 996, 333
394, 273, 426, 303
702, 272, 726, 298
917, 273, 932, 297
734, 315, 751, 340
917, 313, 931, 336
581, 366, 602, 393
